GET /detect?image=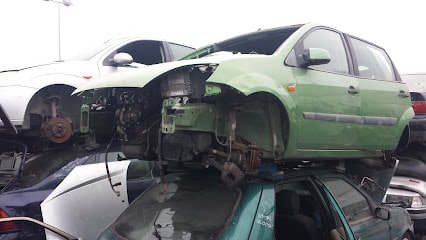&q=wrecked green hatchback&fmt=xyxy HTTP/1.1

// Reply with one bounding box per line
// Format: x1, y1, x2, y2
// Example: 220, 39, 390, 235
75, 23, 413, 183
